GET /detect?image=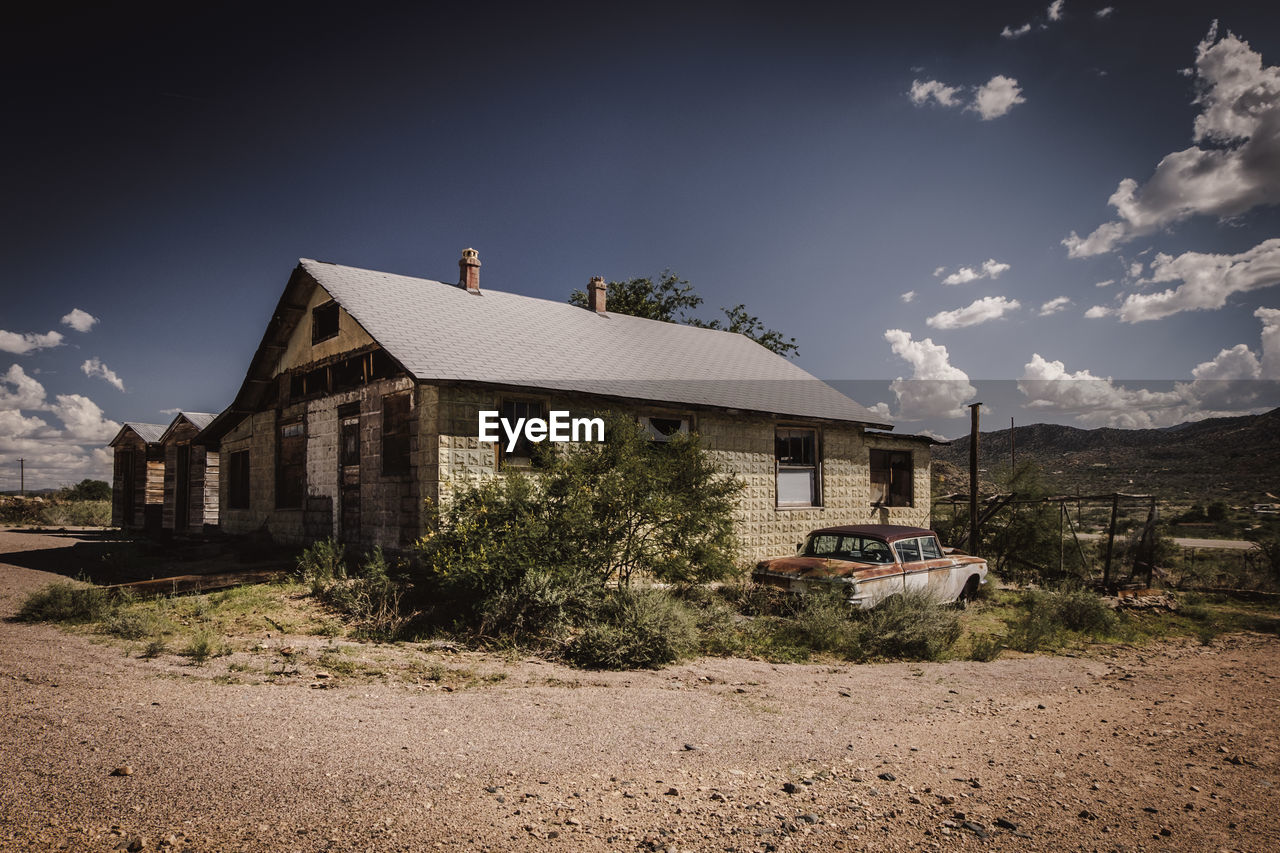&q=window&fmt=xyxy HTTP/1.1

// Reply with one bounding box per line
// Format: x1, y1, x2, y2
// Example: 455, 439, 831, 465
228, 450, 250, 509
312, 301, 339, 343
776, 427, 819, 507
920, 536, 943, 560
500, 398, 545, 464
799, 532, 894, 564
870, 449, 913, 507
382, 393, 411, 475
276, 421, 305, 508
894, 537, 922, 563
642, 415, 689, 443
